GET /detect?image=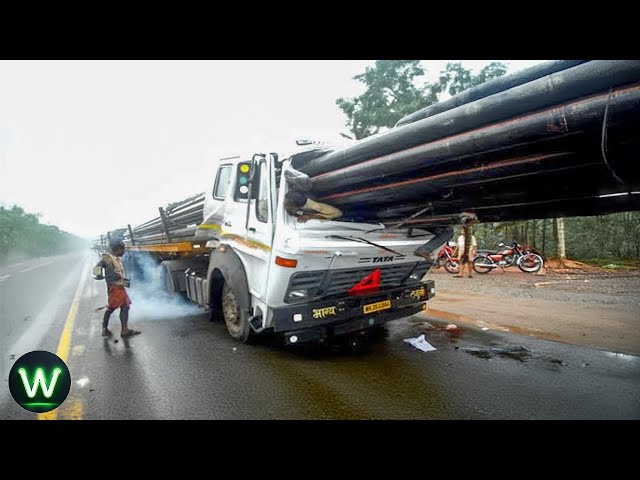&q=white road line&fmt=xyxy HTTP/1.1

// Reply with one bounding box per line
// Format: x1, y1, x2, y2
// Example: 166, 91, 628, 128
18, 261, 53, 273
